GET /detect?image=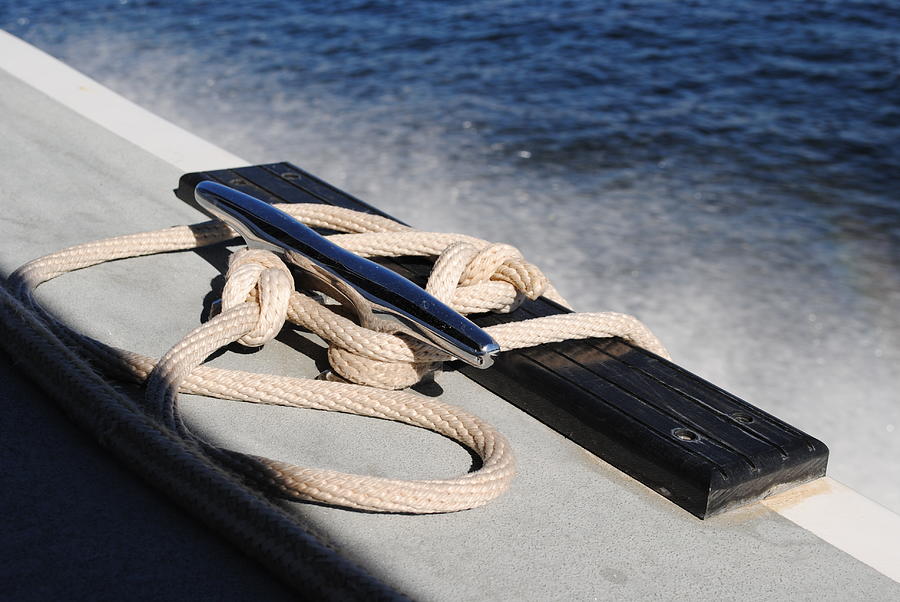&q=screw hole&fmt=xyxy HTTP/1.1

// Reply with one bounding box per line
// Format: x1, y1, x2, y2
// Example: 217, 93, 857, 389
673, 428, 698, 441
732, 412, 754, 424
282, 172, 301, 180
